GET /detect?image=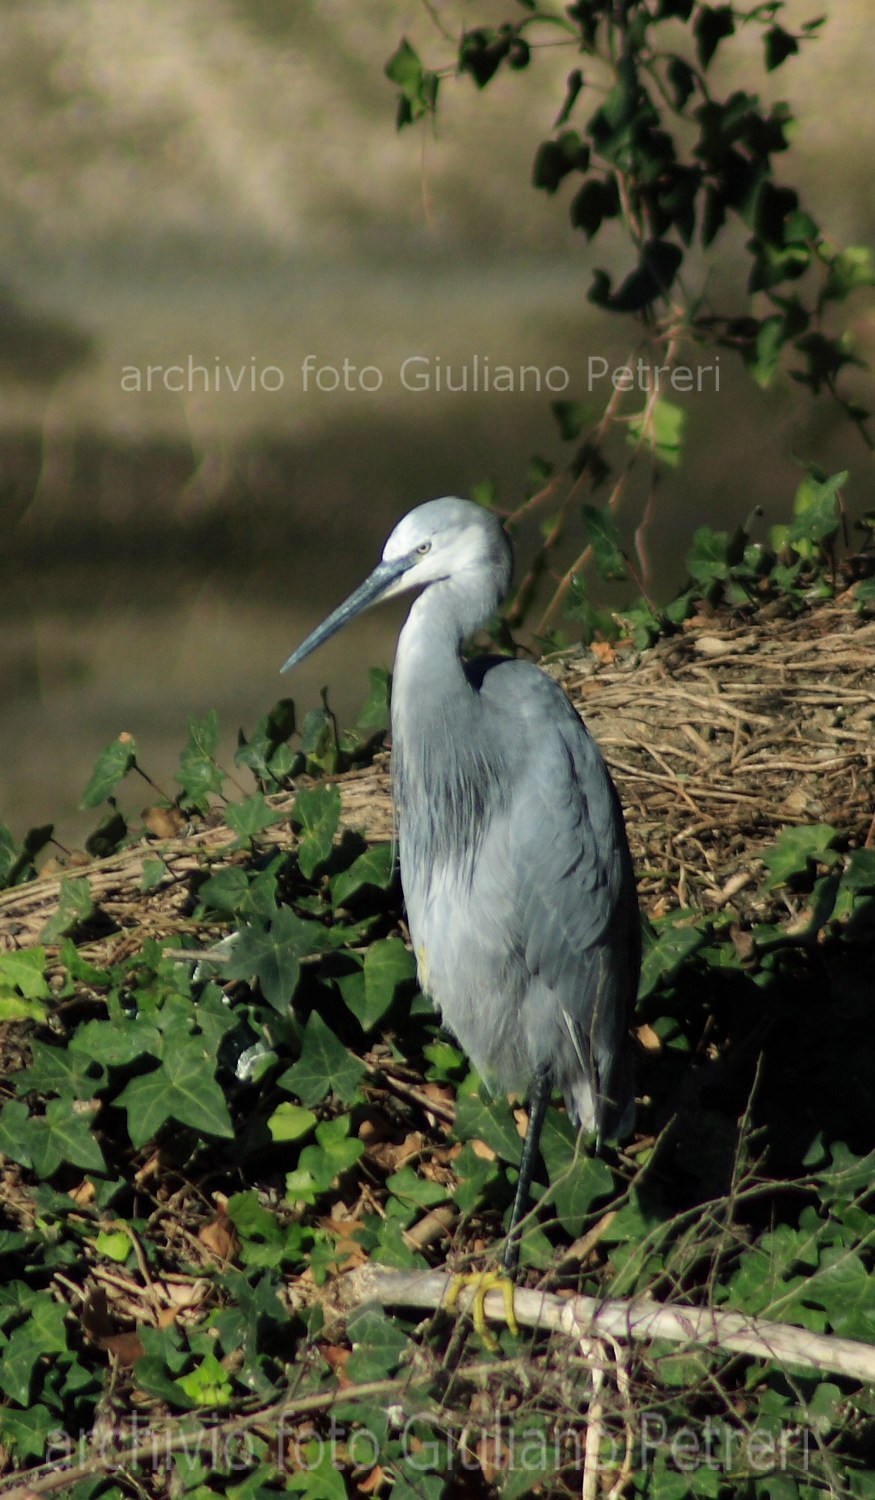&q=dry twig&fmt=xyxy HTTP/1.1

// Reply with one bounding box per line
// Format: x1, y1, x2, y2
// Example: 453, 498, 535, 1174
340, 1266, 875, 1384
